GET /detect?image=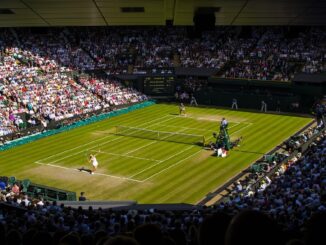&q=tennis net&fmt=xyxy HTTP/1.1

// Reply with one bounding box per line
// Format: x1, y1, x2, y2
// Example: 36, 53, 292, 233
114, 125, 205, 146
